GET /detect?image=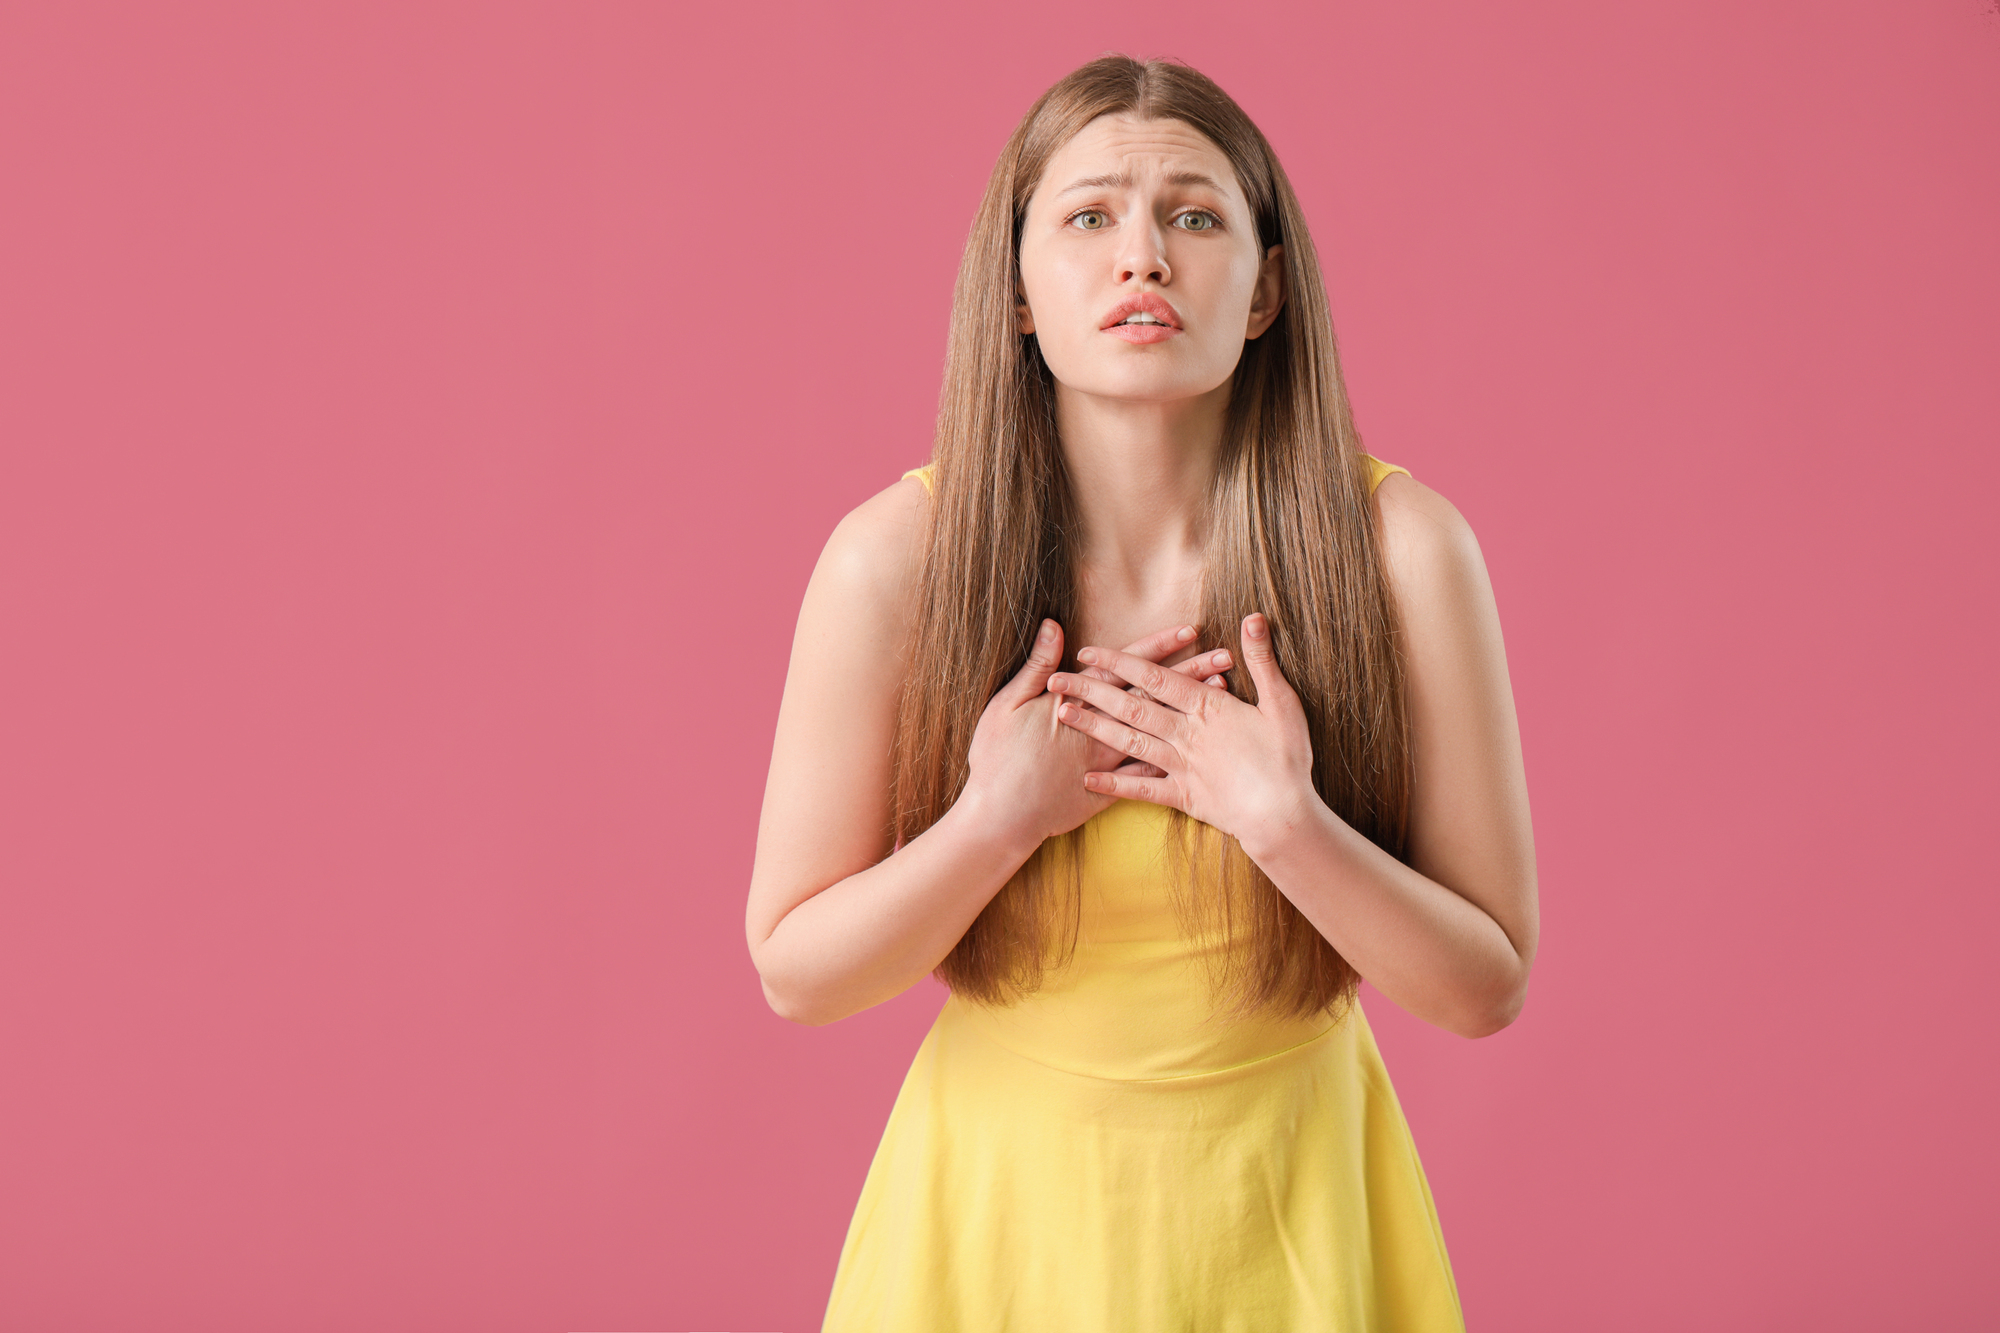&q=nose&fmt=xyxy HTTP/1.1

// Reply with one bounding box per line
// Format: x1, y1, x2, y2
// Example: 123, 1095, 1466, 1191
1115, 218, 1170, 287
